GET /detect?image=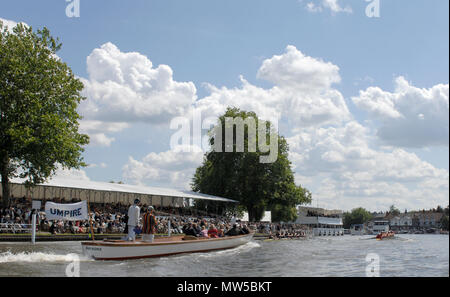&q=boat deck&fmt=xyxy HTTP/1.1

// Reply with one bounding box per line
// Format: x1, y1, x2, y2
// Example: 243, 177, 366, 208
82, 233, 252, 247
